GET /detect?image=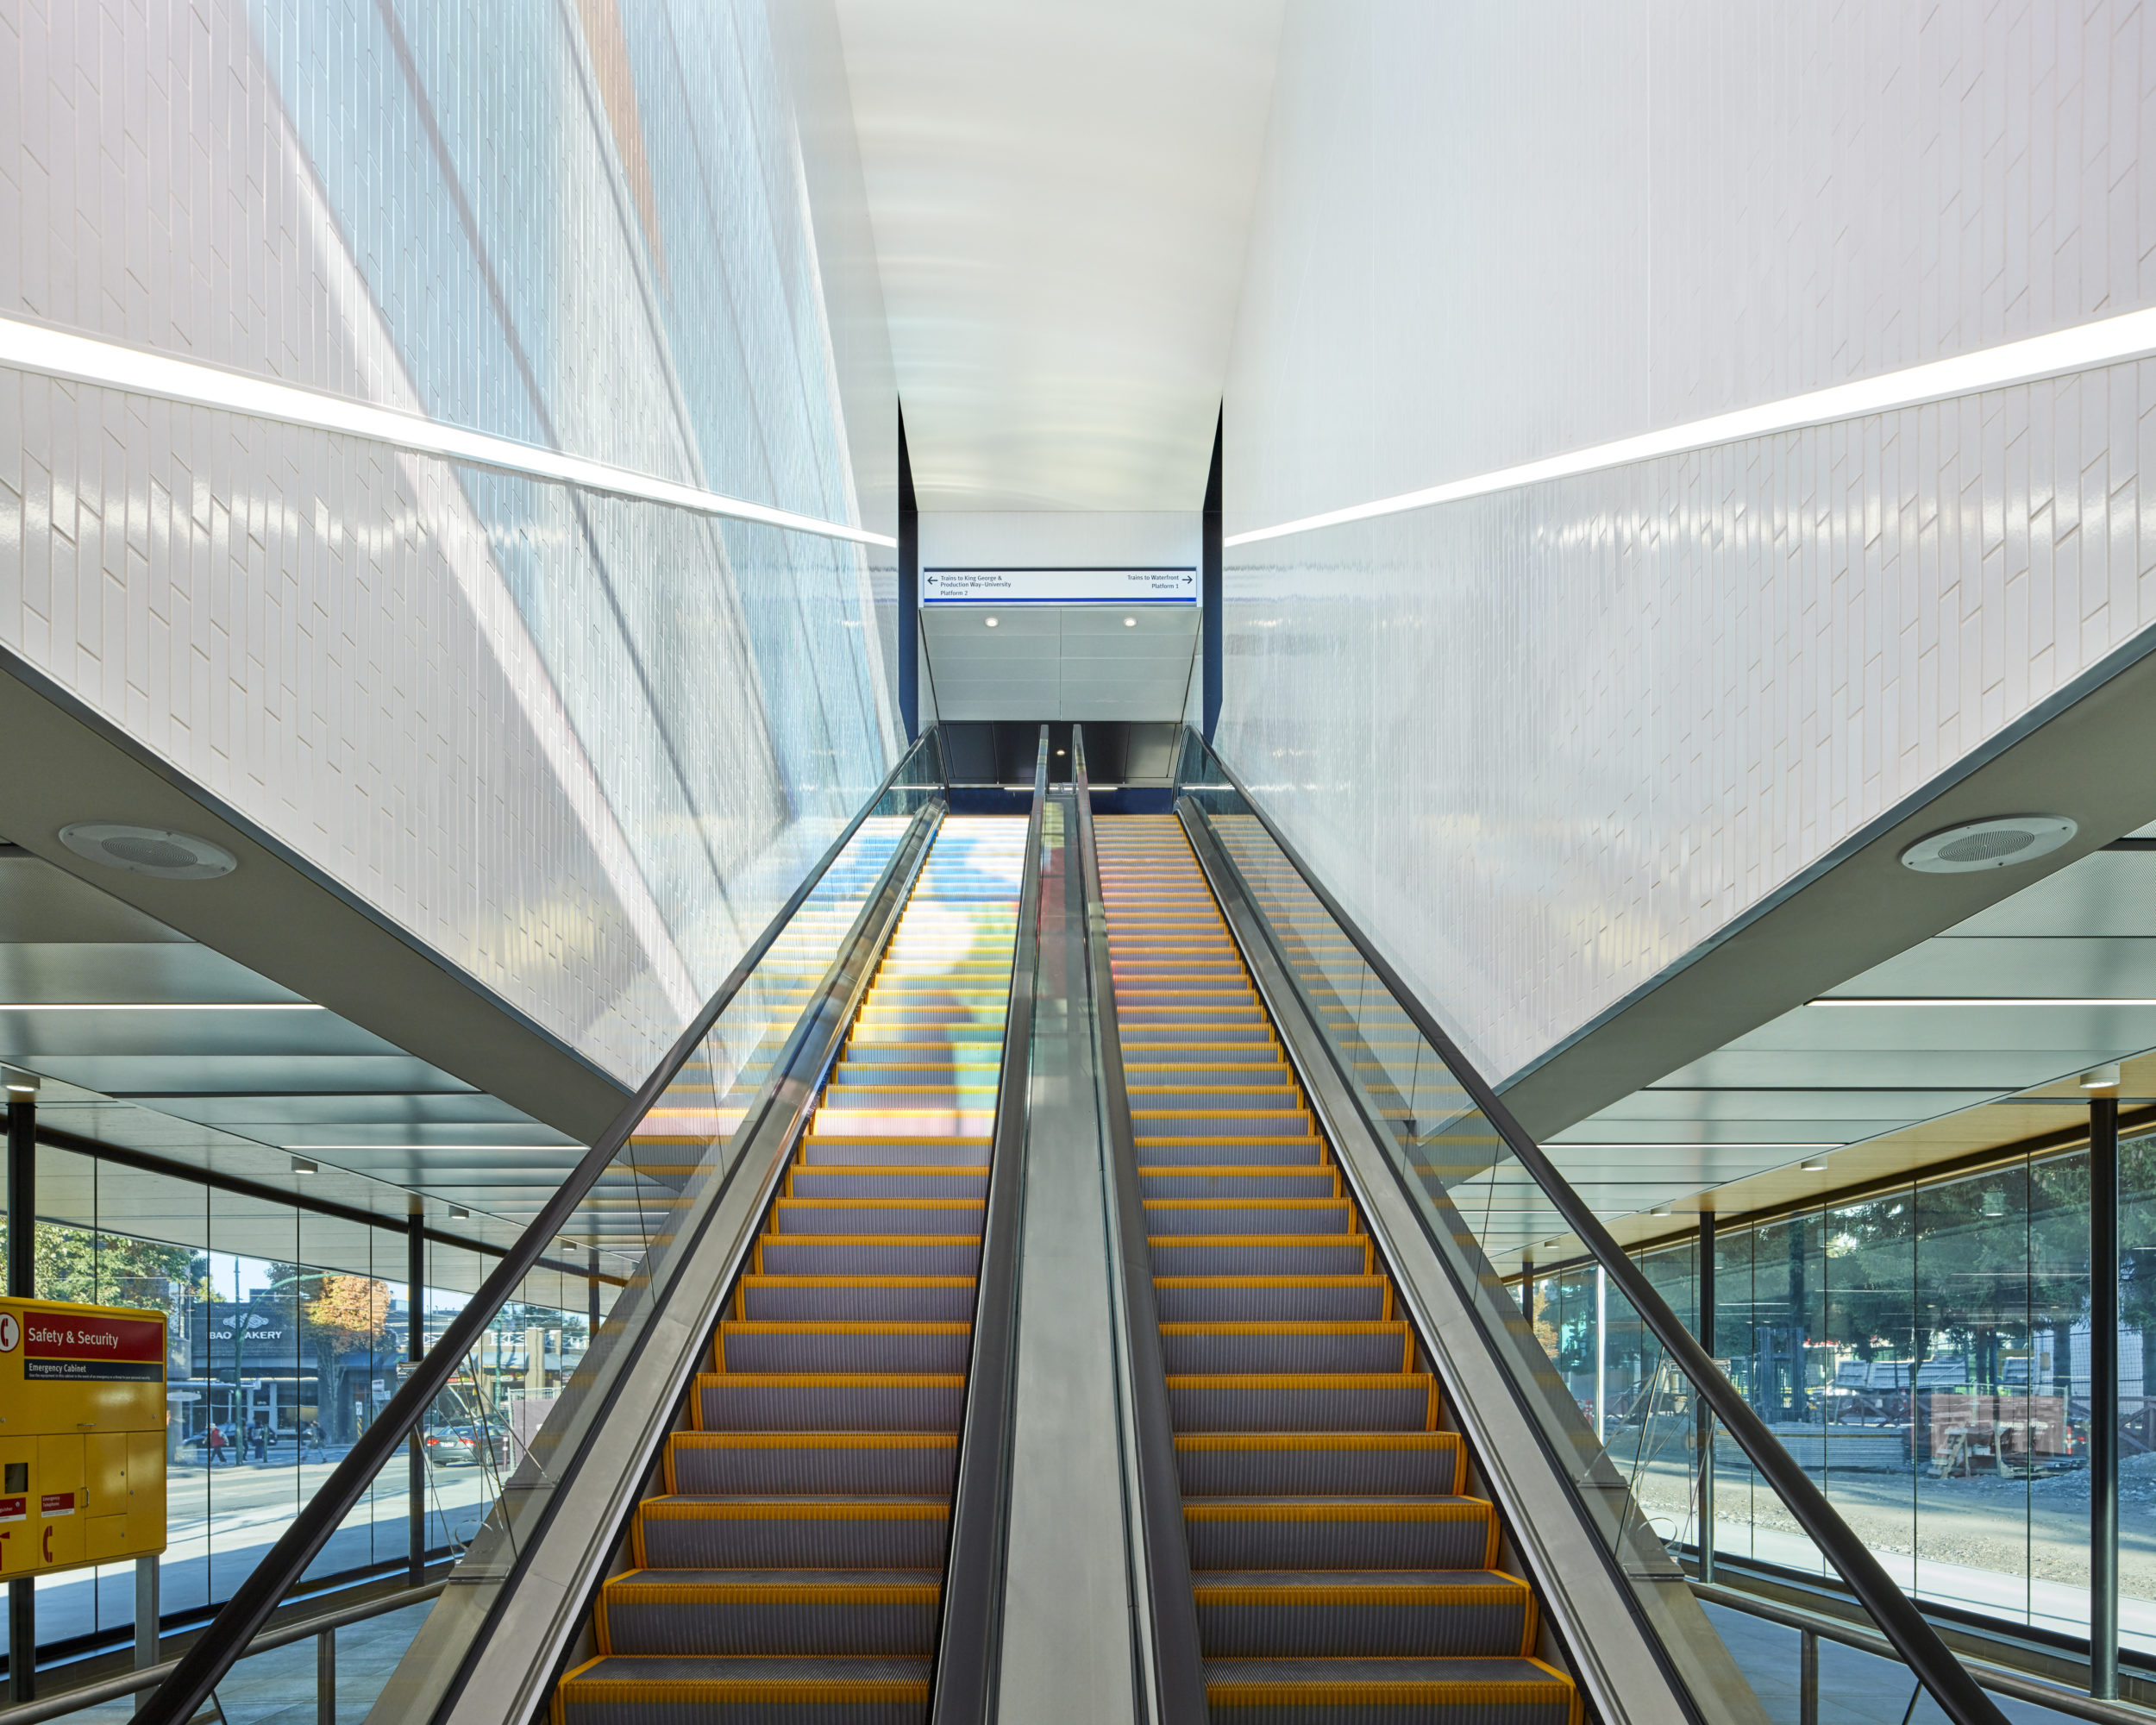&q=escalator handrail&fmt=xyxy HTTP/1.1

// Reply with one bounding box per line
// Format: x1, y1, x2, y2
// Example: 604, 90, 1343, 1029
1176, 729, 2008, 1725
136, 729, 947, 1725
1069, 728, 1211, 1723
927, 725, 1049, 1723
